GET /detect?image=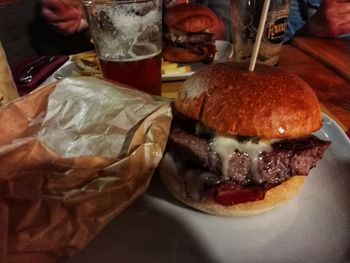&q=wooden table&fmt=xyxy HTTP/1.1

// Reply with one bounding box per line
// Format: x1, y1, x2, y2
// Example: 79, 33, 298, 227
162, 37, 350, 132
